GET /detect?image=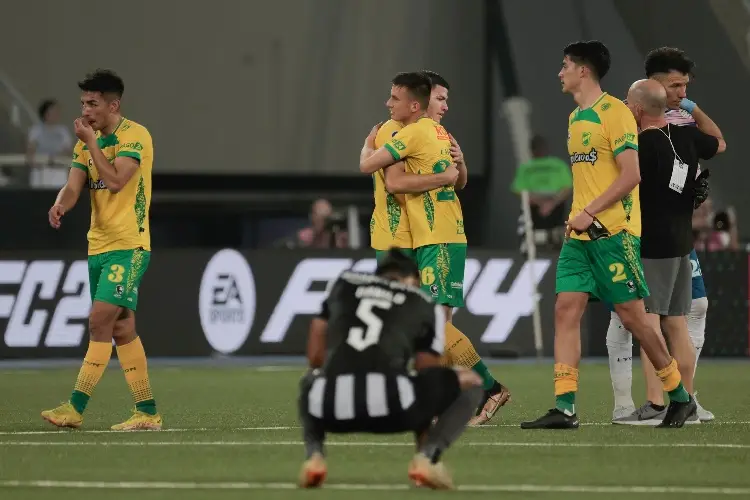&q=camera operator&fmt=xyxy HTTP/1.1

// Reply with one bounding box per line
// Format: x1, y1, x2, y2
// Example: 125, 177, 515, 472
293, 199, 349, 249
624, 79, 724, 414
